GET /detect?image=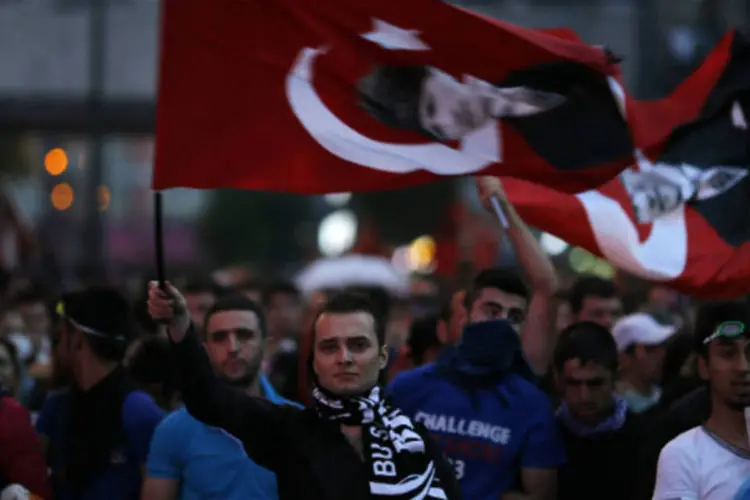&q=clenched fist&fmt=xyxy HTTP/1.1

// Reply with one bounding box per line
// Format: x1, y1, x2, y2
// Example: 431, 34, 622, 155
147, 281, 191, 342
475, 176, 507, 210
